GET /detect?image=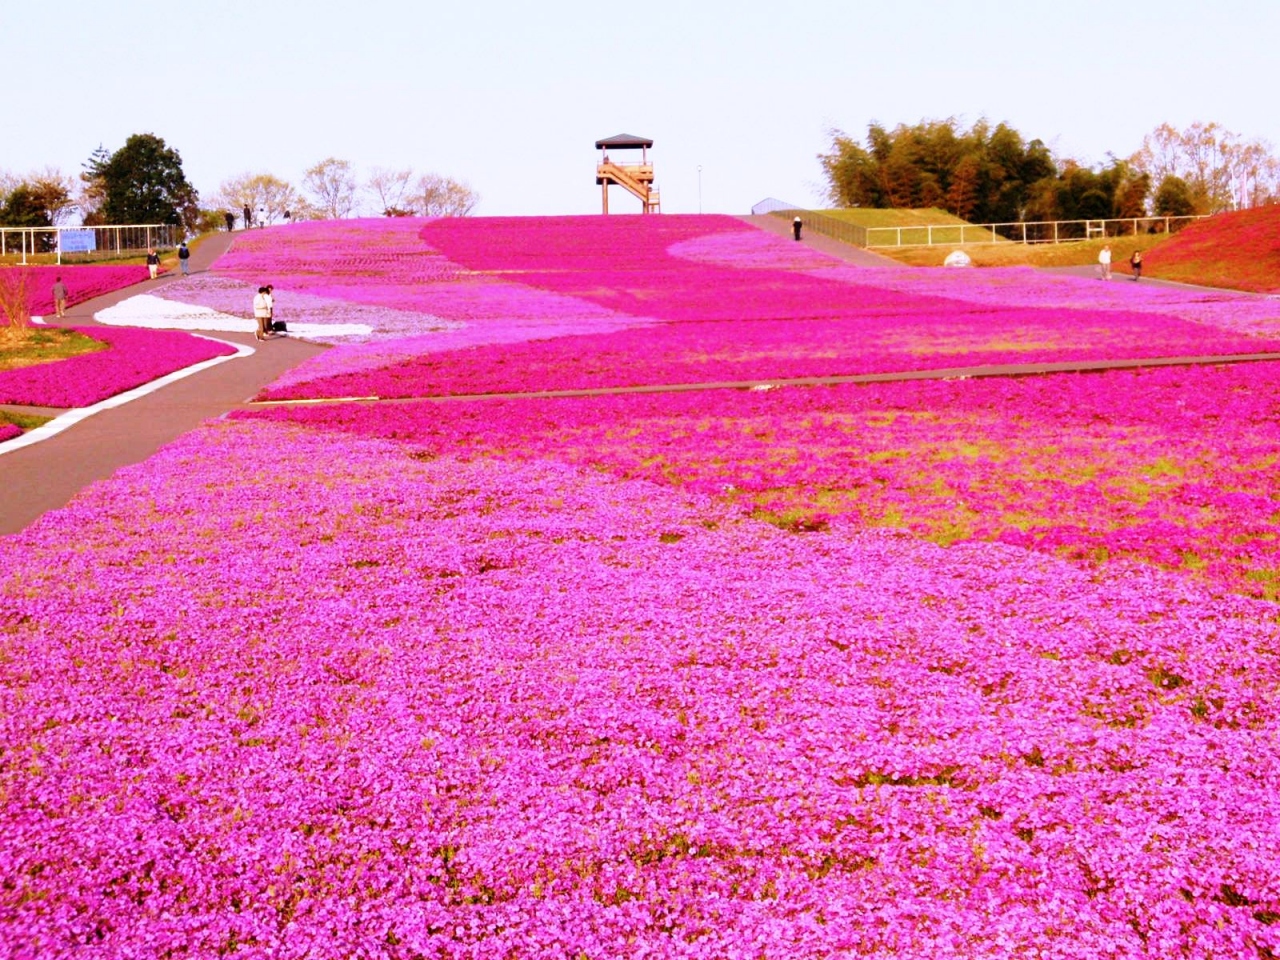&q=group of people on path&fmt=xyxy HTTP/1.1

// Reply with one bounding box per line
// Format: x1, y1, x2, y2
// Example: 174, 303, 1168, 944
142, 242, 191, 281
51, 239, 188, 317
1098, 244, 1143, 281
